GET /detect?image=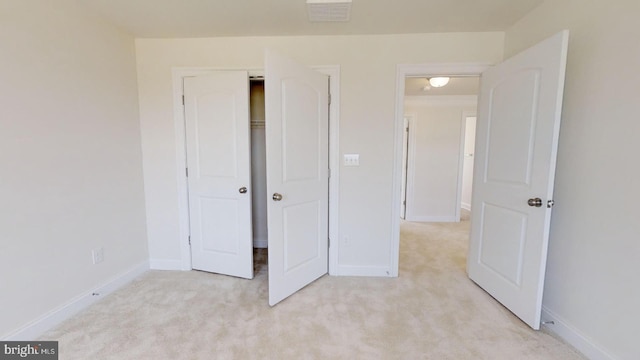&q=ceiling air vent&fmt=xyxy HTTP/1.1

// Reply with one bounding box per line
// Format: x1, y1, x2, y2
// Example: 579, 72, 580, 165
306, 0, 352, 22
